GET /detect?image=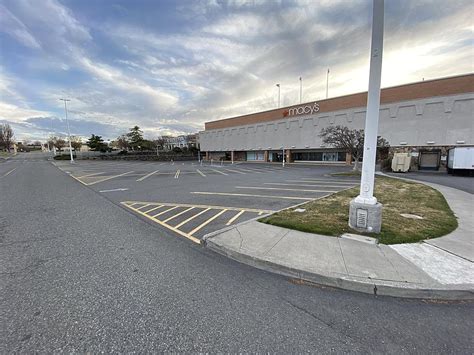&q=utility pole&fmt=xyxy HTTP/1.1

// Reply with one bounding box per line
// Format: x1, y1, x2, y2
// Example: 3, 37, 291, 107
59, 98, 74, 163
349, 0, 384, 233
276, 84, 281, 108
326, 68, 330, 99
299, 77, 302, 103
